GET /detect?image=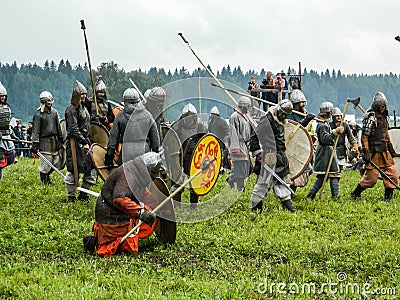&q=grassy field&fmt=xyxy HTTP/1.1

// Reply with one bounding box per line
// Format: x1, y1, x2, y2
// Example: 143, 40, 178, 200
0, 158, 399, 299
